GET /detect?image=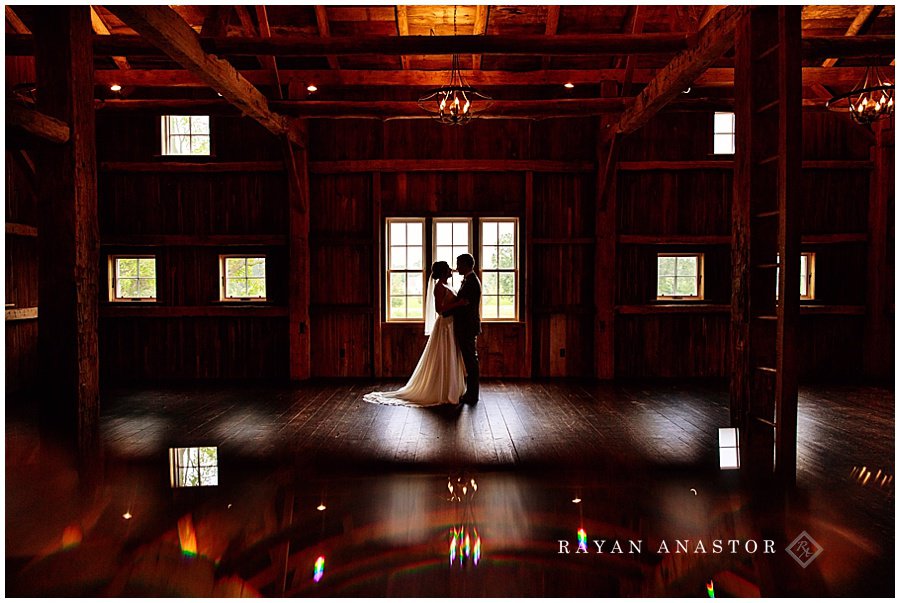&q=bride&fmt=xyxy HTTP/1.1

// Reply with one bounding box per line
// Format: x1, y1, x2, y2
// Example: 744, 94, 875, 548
364, 261, 469, 406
